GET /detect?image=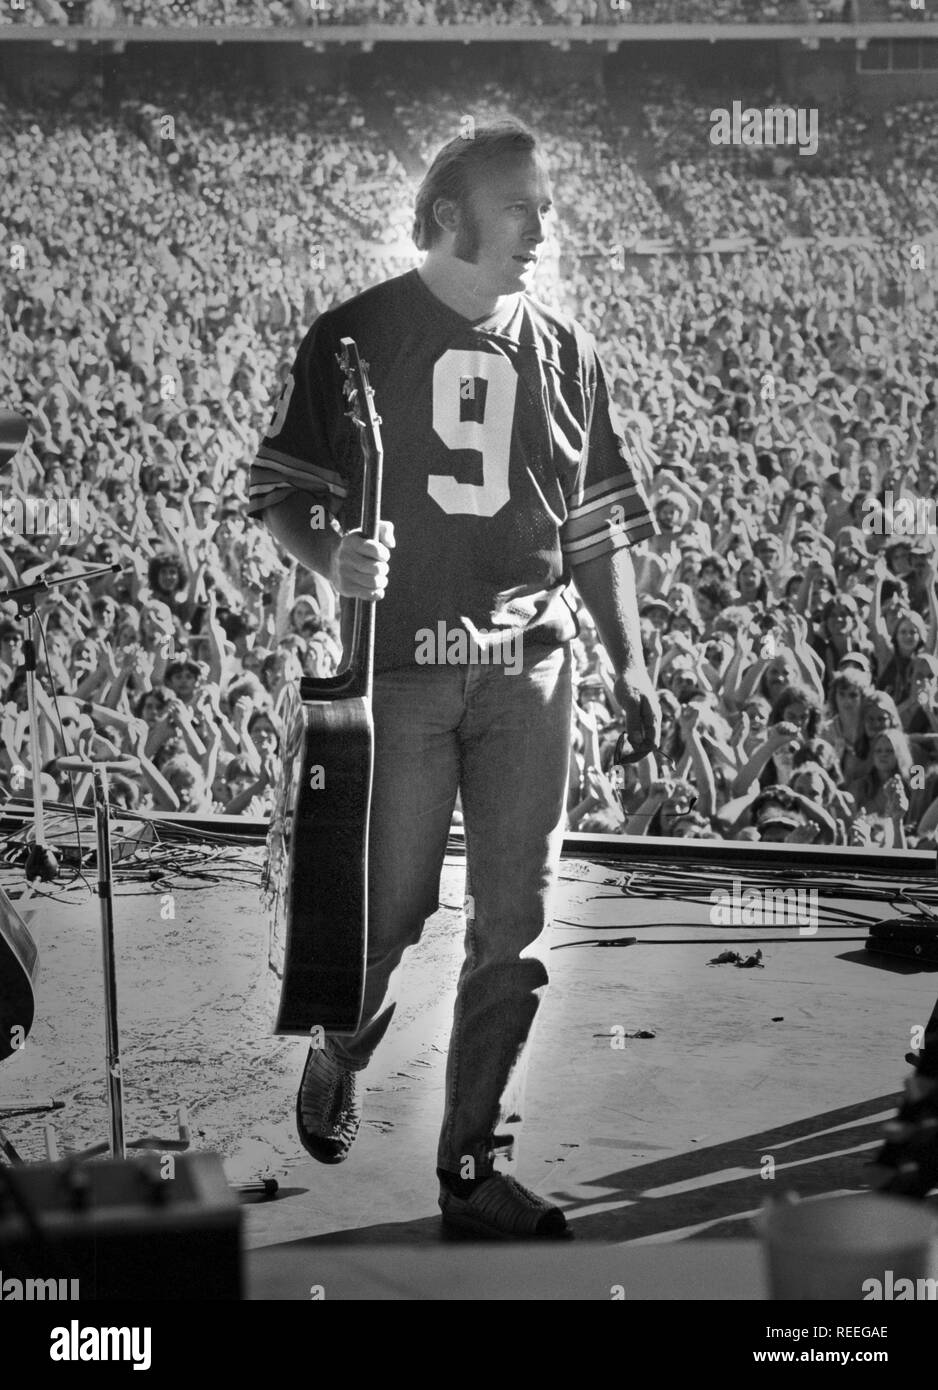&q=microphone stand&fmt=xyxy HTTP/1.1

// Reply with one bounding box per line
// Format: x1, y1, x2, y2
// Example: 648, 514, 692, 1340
0, 563, 278, 1197
0, 563, 123, 884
